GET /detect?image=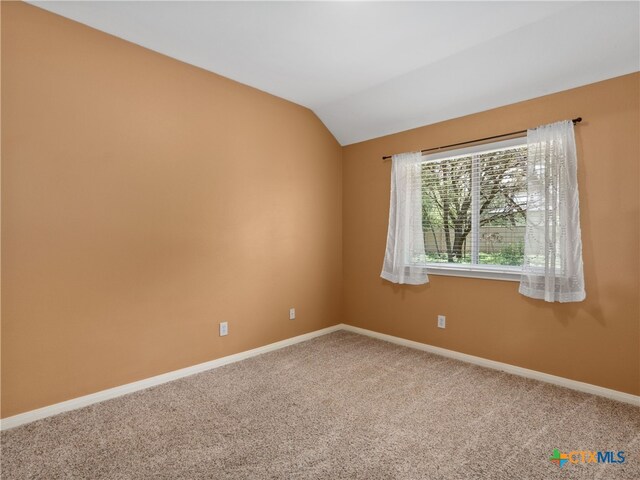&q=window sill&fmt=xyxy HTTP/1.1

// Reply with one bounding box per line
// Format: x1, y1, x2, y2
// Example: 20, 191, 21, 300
425, 265, 521, 282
